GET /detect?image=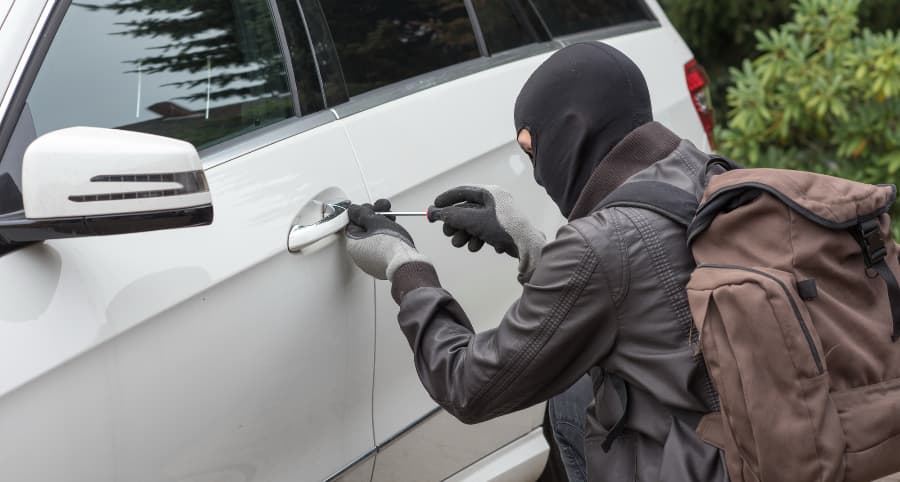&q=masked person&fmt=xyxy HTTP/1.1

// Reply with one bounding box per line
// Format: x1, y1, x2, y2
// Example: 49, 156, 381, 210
344, 42, 728, 482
